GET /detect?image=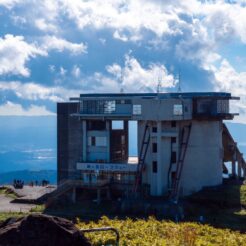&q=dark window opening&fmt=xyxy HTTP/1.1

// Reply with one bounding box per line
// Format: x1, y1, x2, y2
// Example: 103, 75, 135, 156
87, 121, 106, 130
91, 136, 96, 146
152, 143, 157, 153
171, 137, 176, 144
152, 127, 157, 133
171, 151, 177, 163
171, 121, 176, 128
152, 161, 157, 173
